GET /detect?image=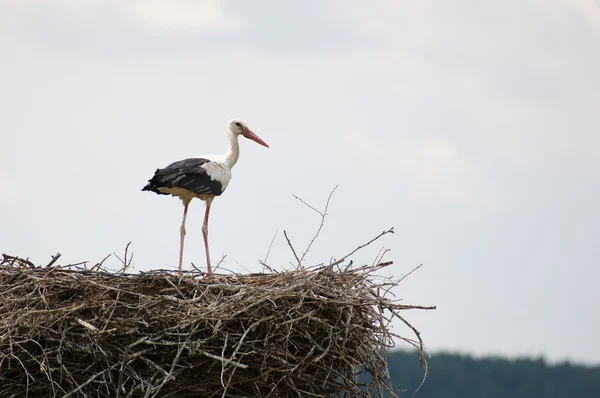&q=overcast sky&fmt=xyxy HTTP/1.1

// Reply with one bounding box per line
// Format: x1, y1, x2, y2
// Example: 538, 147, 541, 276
1, 0, 599, 365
